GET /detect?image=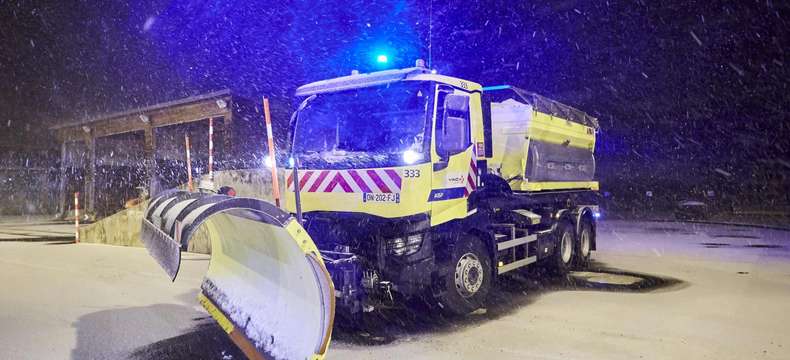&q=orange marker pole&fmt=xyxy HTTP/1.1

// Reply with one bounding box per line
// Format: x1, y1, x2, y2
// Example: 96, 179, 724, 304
74, 192, 80, 243
185, 134, 194, 192
263, 97, 281, 207
208, 118, 214, 180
